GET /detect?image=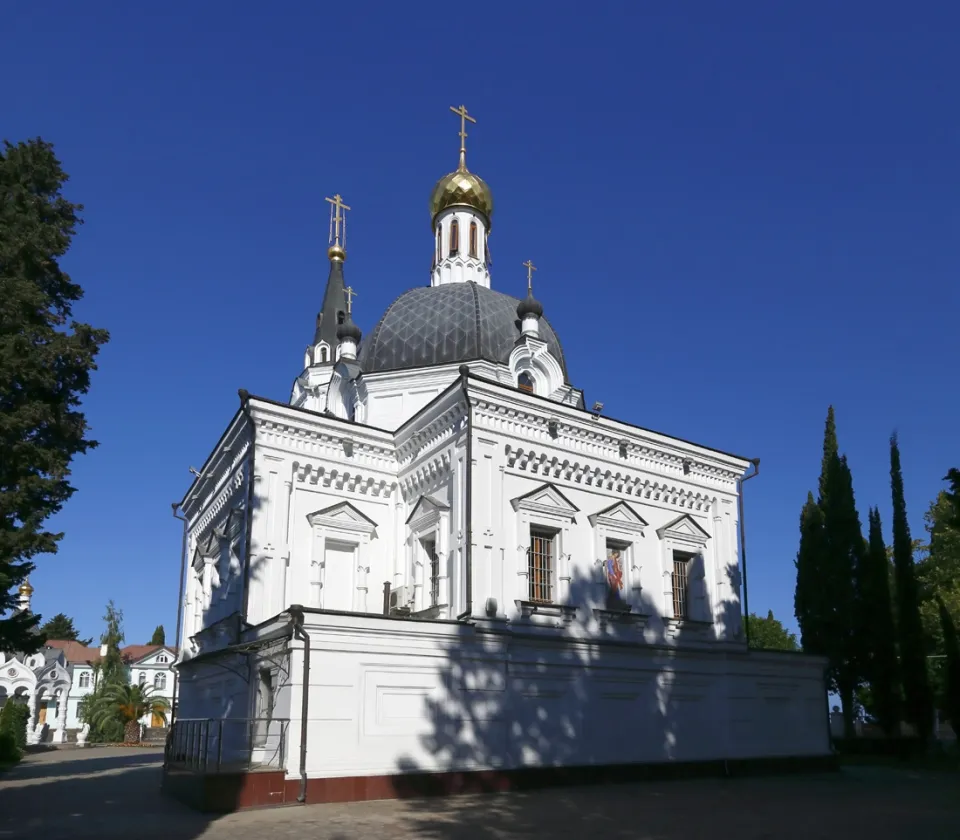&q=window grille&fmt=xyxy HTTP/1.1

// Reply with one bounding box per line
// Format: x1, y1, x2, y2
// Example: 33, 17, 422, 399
672, 552, 691, 618
449, 219, 459, 255
425, 539, 440, 606
528, 530, 554, 603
